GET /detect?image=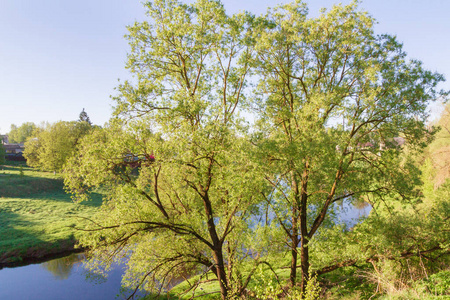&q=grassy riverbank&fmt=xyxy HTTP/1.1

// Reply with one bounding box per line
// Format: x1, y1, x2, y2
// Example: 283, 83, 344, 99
0, 162, 102, 266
